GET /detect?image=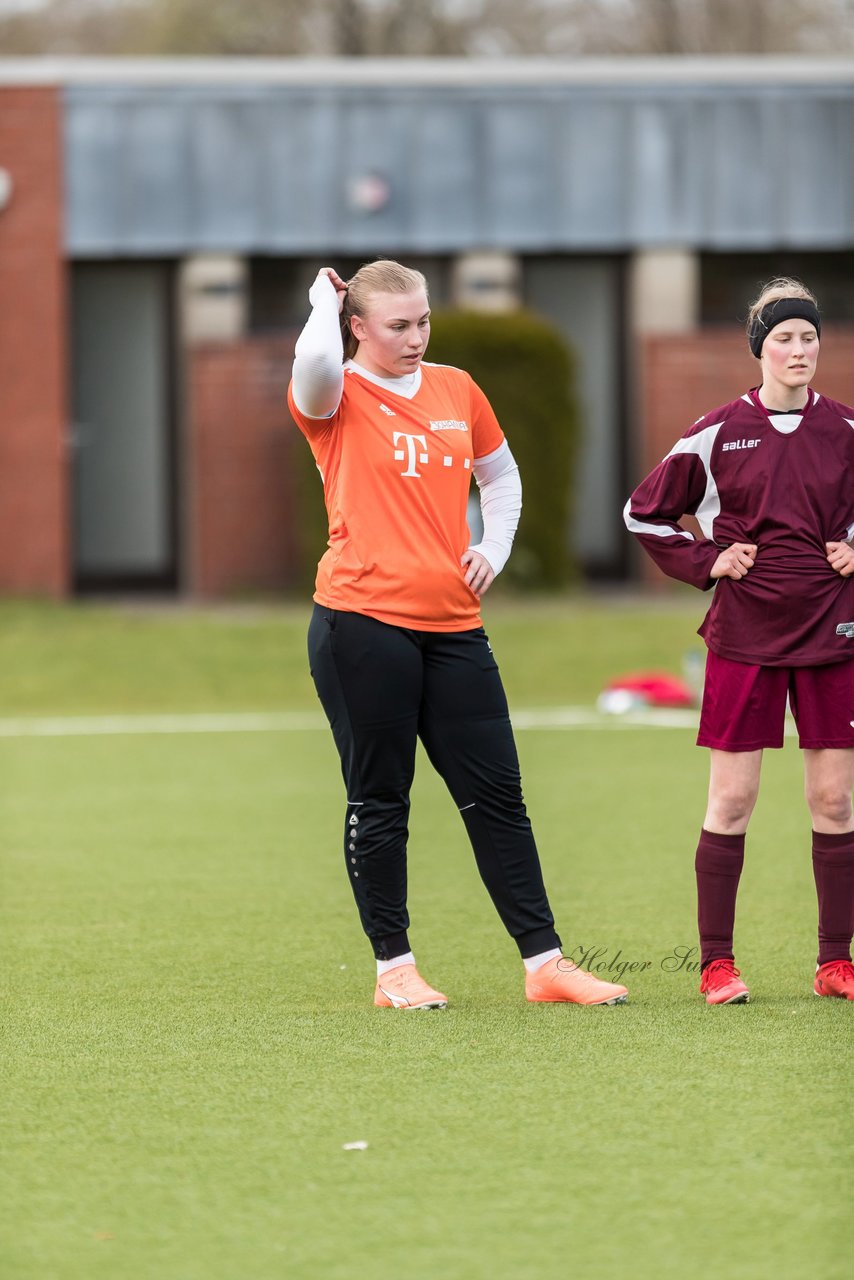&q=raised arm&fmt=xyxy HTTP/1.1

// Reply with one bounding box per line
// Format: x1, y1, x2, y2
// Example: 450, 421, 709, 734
291, 268, 348, 419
